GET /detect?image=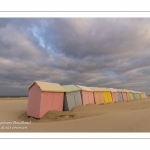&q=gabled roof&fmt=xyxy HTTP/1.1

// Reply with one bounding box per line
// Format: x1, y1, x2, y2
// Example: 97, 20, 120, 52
106, 88, 118, 92
131, 91, 137, 93
122, 90, 140, 93
76, 85, 93, 92
122, 89, 130, 92
28, 81, 65, 92
62, 84, 81, 93
89, 87, 111, 92
115, 89, 125, 92
136, 91, 145, 94
119, 89, 128, 92
121, 89, 129, 92
124, 89, 132, 92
